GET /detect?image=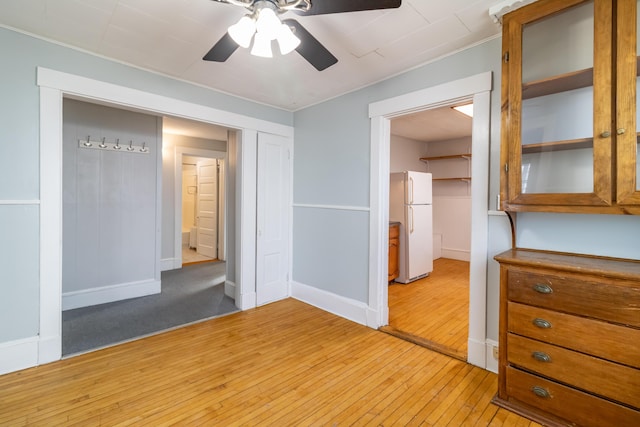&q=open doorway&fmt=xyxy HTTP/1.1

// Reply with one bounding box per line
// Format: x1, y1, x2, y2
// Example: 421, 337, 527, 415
180, 156, 223, 265
61, 101, 237, 356
383, 103, 473, 361
368, 72, 491, 369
